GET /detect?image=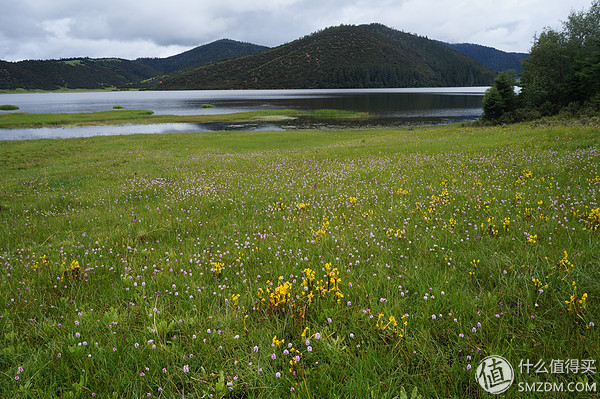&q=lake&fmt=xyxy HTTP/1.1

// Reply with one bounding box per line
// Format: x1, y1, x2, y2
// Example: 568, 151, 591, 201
0, 88, 487, 140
